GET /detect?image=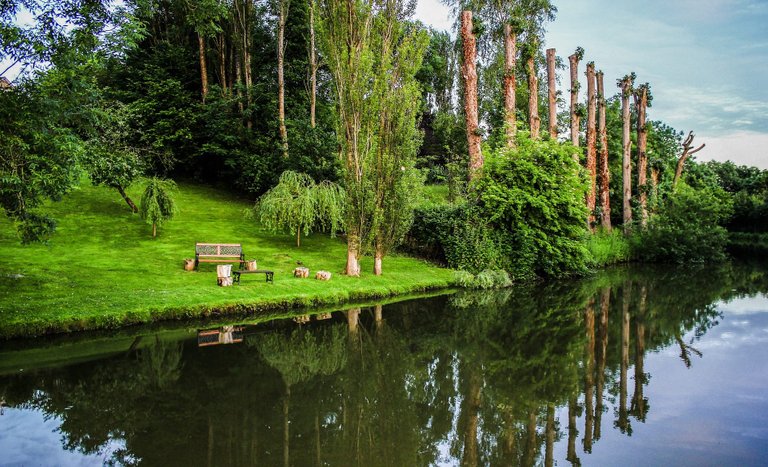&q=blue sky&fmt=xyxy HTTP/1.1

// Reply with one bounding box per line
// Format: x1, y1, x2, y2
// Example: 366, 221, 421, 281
414, 0, 768, 168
